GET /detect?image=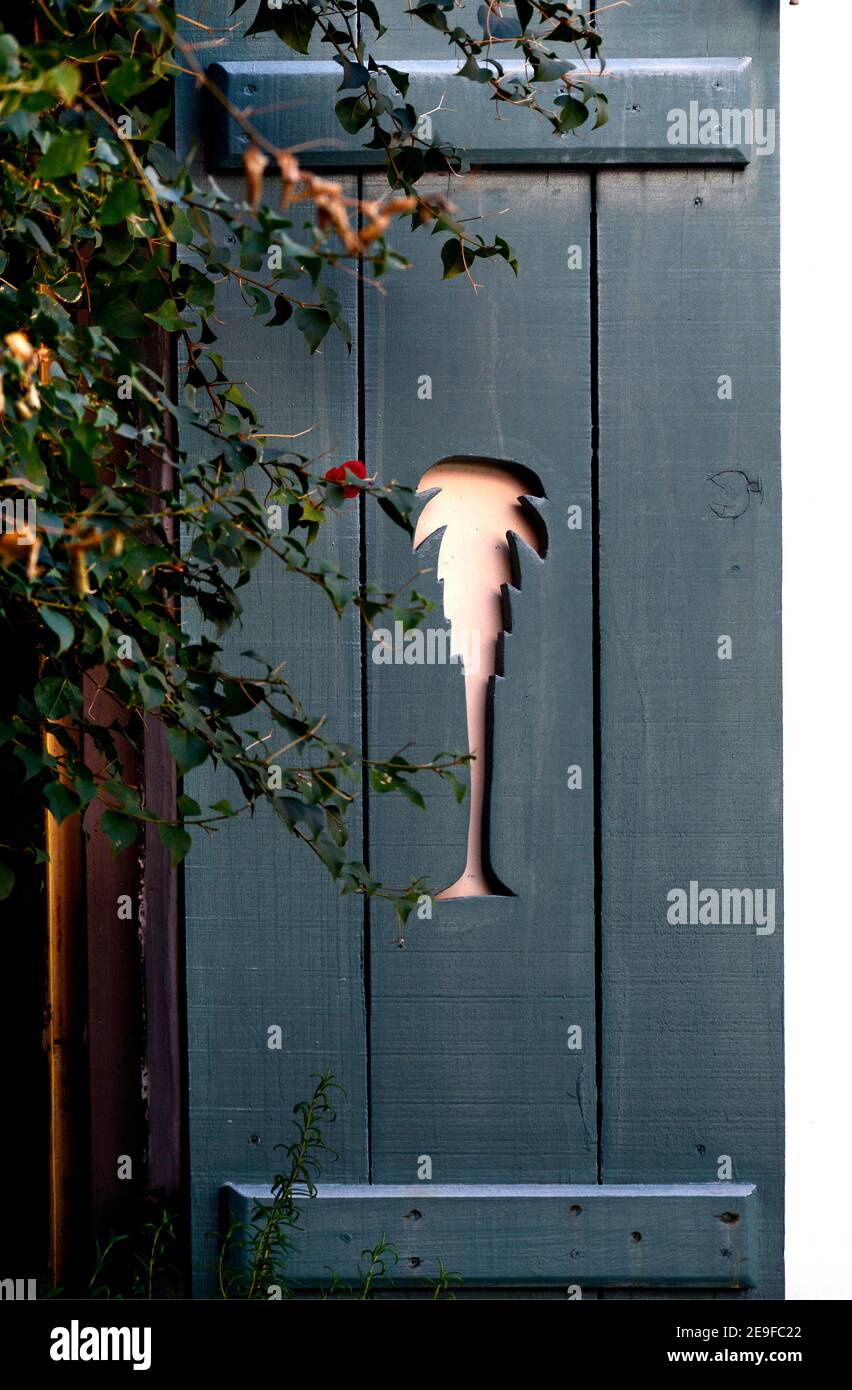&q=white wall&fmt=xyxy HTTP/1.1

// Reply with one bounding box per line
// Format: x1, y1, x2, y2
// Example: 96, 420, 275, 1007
782, 0, 852, 1300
